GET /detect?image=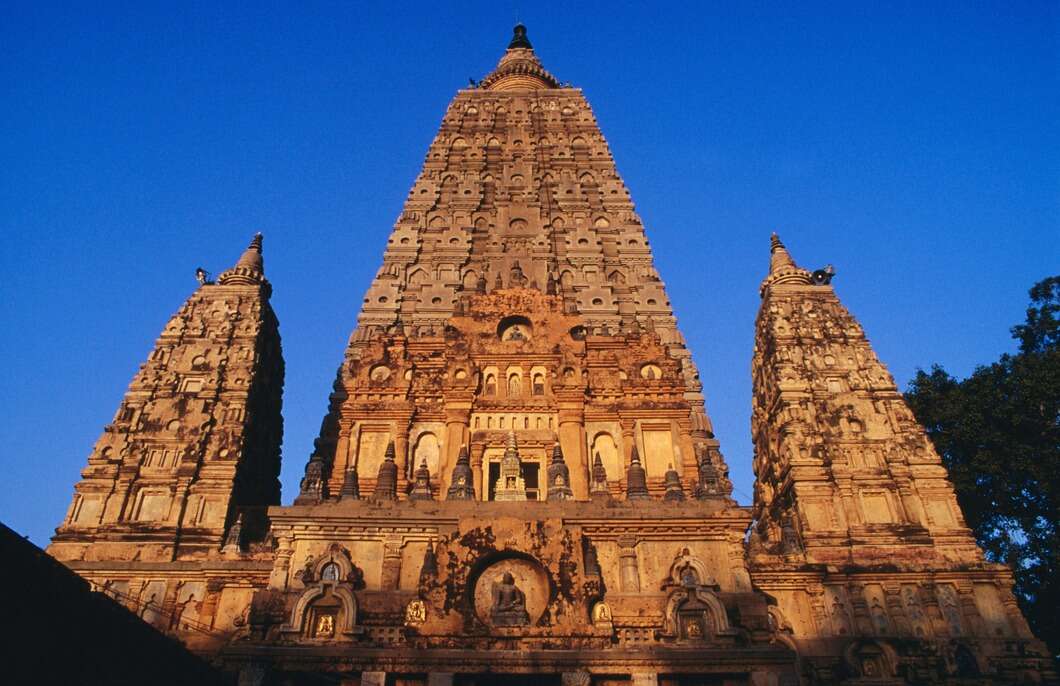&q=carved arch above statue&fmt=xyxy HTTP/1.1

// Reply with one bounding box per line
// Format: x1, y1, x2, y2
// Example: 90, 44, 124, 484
284, 543, 365, 640
663, 547, 717, 589
659, 585, 731, 642
285, 584, 360, 640
843, 639, 898, 680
